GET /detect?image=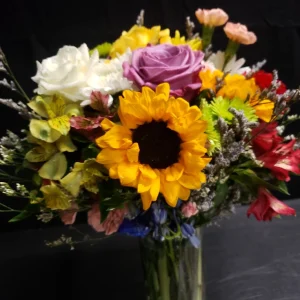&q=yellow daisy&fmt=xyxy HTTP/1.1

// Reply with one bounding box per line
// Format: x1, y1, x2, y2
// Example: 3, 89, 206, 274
96, 83, 210, 210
